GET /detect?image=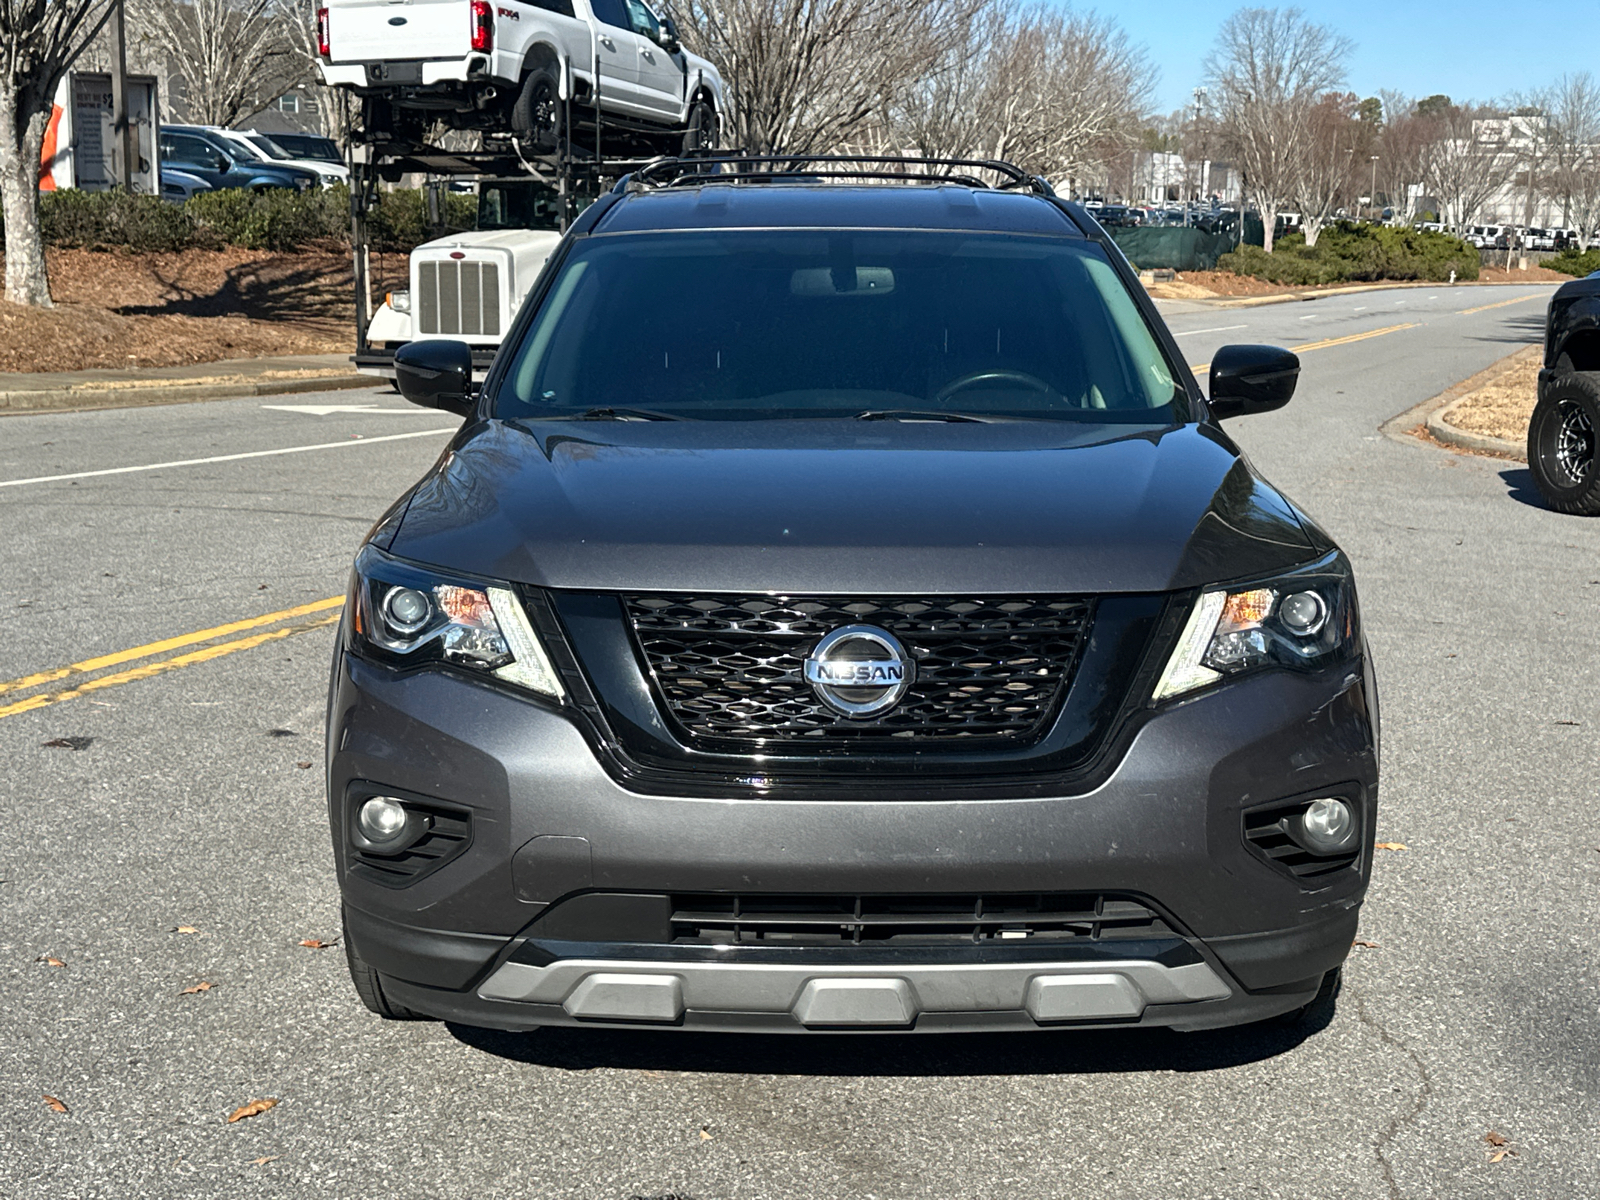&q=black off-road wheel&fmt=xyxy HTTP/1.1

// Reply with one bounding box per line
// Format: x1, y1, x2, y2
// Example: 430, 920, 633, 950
511, 67, 563, 155
681, 97, 718, 157
343, 911, 430, 1021
1528, 370, 1600, 515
